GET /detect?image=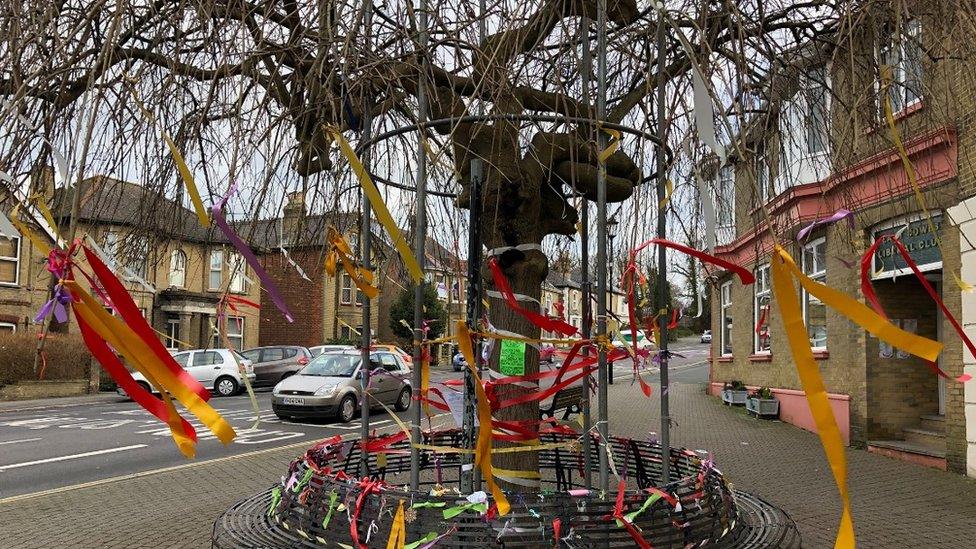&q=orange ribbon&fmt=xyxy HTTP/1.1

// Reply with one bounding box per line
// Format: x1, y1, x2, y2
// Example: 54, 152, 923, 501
325, 226, 379, 299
